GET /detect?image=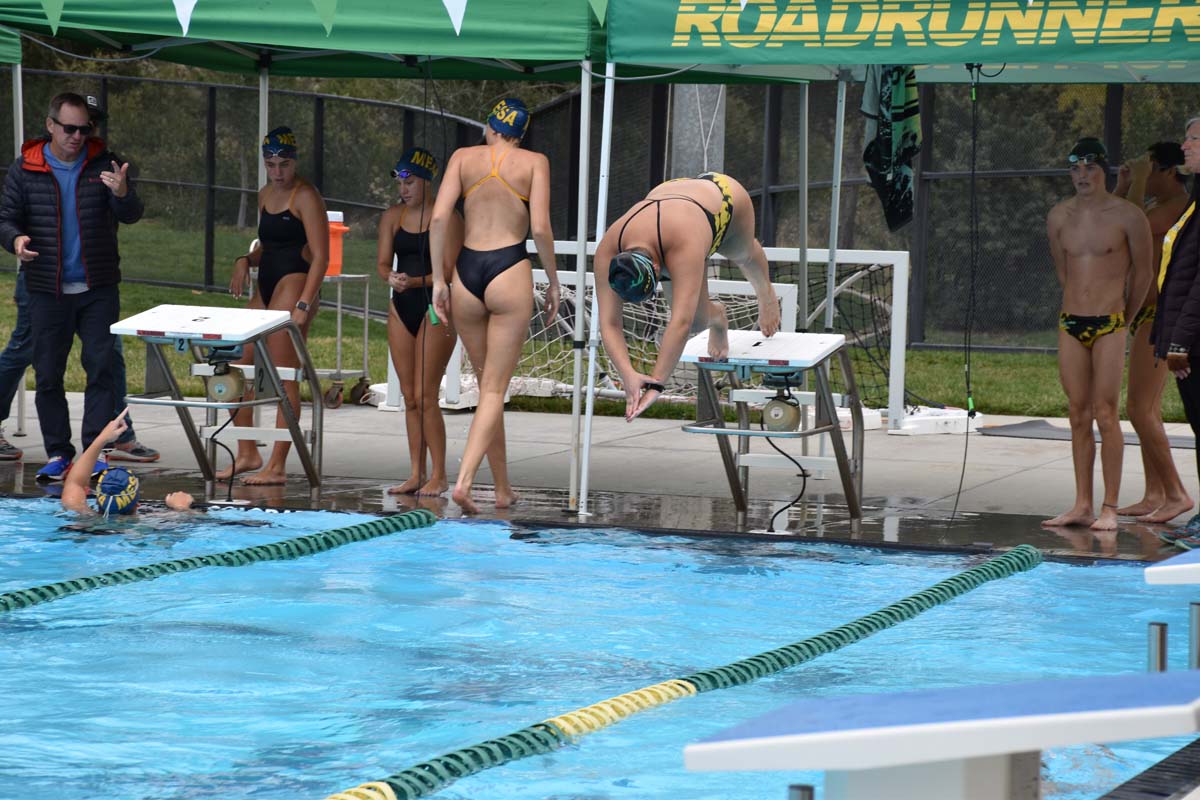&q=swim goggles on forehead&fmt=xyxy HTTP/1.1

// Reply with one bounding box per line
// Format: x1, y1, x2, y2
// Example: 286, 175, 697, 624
391, 168, 416, 179
1067, 153, 1104, 166
262, 145, 297, 159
